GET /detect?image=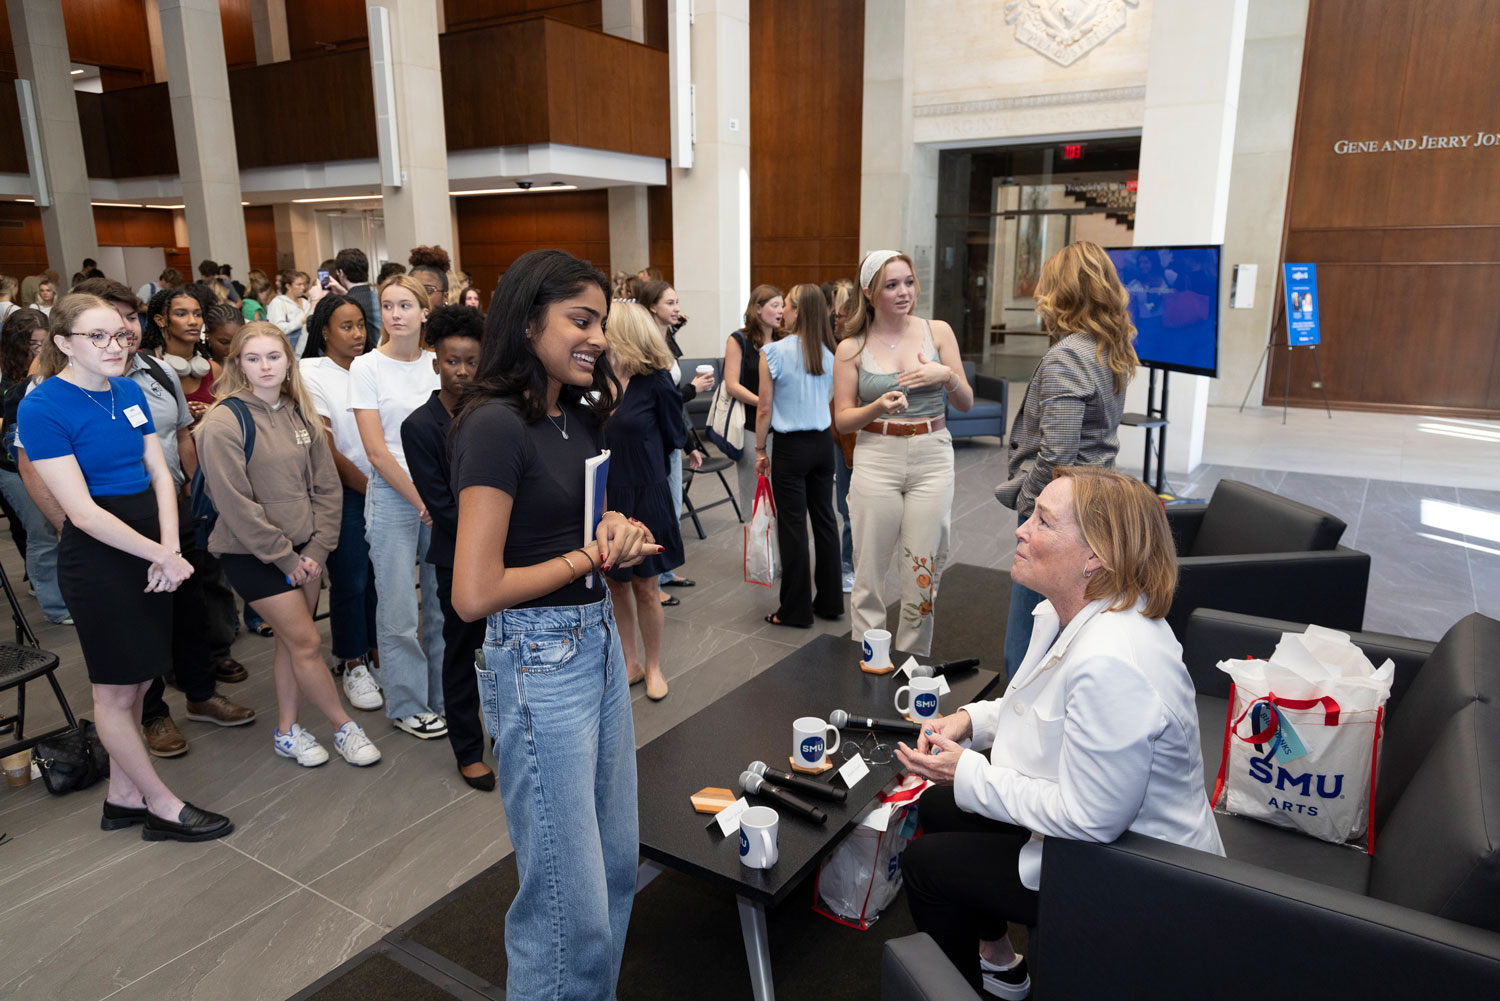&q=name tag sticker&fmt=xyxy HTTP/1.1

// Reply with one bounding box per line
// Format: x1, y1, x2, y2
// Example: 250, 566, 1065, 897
123, 405, 147, 428
712, 796, 749, 836
838, 752, 870, 788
